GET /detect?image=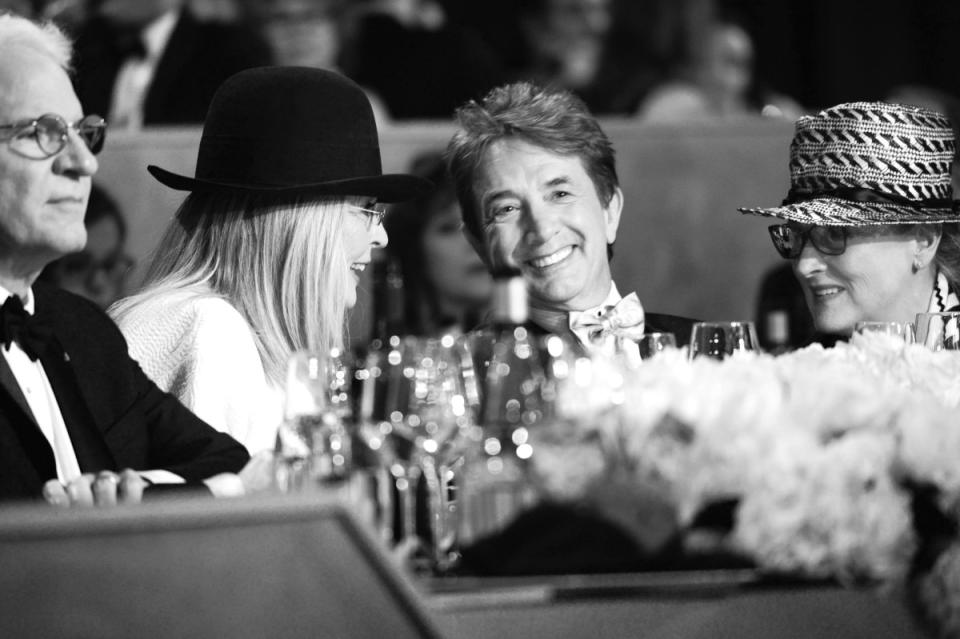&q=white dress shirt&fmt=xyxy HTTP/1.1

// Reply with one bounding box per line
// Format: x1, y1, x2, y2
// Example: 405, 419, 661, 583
0, 286, 185, 487
109, 10, 178, 130
0, 287, 81, 483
